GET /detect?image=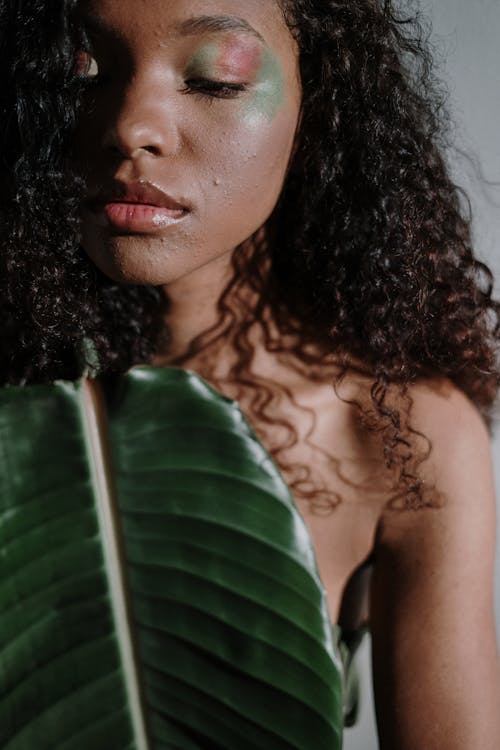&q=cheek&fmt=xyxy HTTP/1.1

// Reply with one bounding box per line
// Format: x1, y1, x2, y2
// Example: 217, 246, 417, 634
207, 111, 297, 204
